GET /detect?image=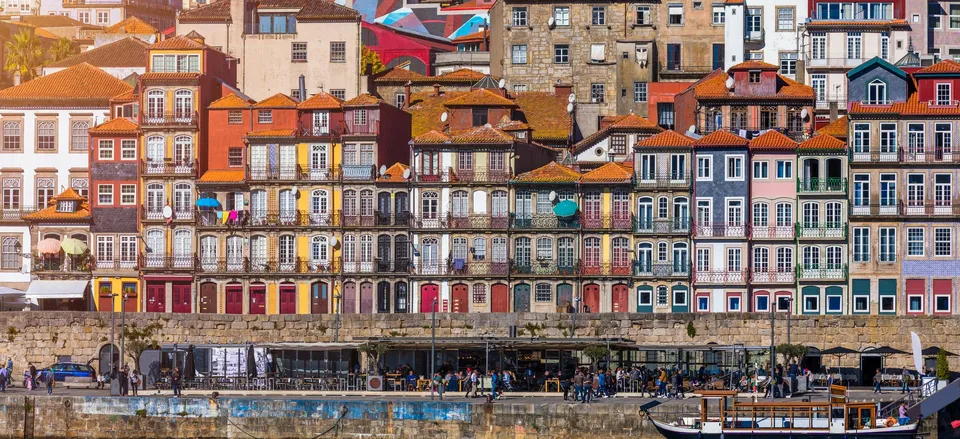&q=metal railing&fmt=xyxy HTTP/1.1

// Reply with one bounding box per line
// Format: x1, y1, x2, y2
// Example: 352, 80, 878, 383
750, 269, 796, 283
411, 259, 509, 276
581, 214, 632, 230
850, 202, 903, 217
511, 214, 580, 230
93, 259, 139, 271
848, 202, 960, 217
413, 168, 513, 184
447, 214, 509, 230
796, 264, 848, 280
339, 212, 376, 228
699, 125, 810, 142
375, 212, 411, 227
375, 258, 411, 274
0, 206, 38, 221
245, 165, 341, 182
142, 205, 194, 221
510, 260, 580, 276
341, 165, 377, 181
243, 211, 339, 228
580, 263, 633, 276
632, 262, 690, 278
797, 177, 847, 194
141, 112, 198, 126
694, 270, 747, 284
634, 172, 691, 189
694, 224, 748, 238
139, 254, 194, 270
805, 57, 868, 68
141, 159, 198, 176
750, 225, 795, 239
33, 258, 92, 274
796, 223, 847, 239
633, 218, 690, 234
